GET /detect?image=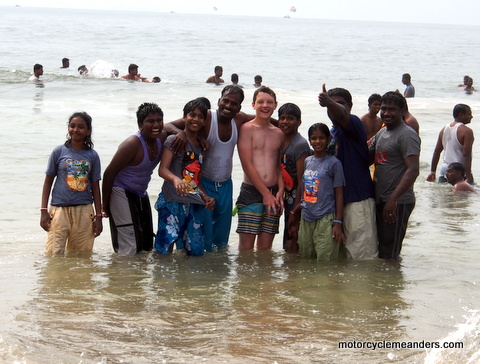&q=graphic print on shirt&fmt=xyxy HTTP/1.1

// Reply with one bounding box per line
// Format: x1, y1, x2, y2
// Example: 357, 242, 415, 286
66, 159, 90, 192
182, 152, 203, 194
303, 168, 320, 203
375, 151, 387, 164
281, 153, 295, 205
